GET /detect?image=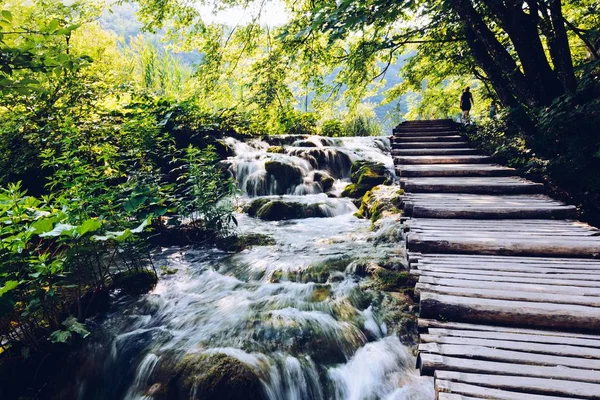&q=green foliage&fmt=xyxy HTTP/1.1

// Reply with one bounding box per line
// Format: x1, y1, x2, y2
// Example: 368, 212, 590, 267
342, 106, 382, 137
320, 119, 344, 137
